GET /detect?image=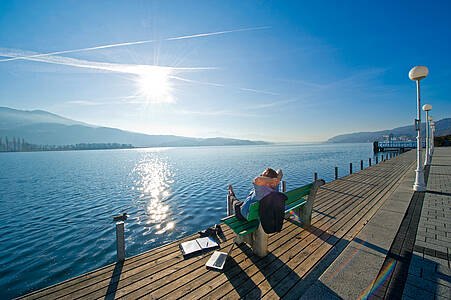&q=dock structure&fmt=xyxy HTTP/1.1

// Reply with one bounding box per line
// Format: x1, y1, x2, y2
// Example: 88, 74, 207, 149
20, 149, 451, 299
373, 141, 425, 153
